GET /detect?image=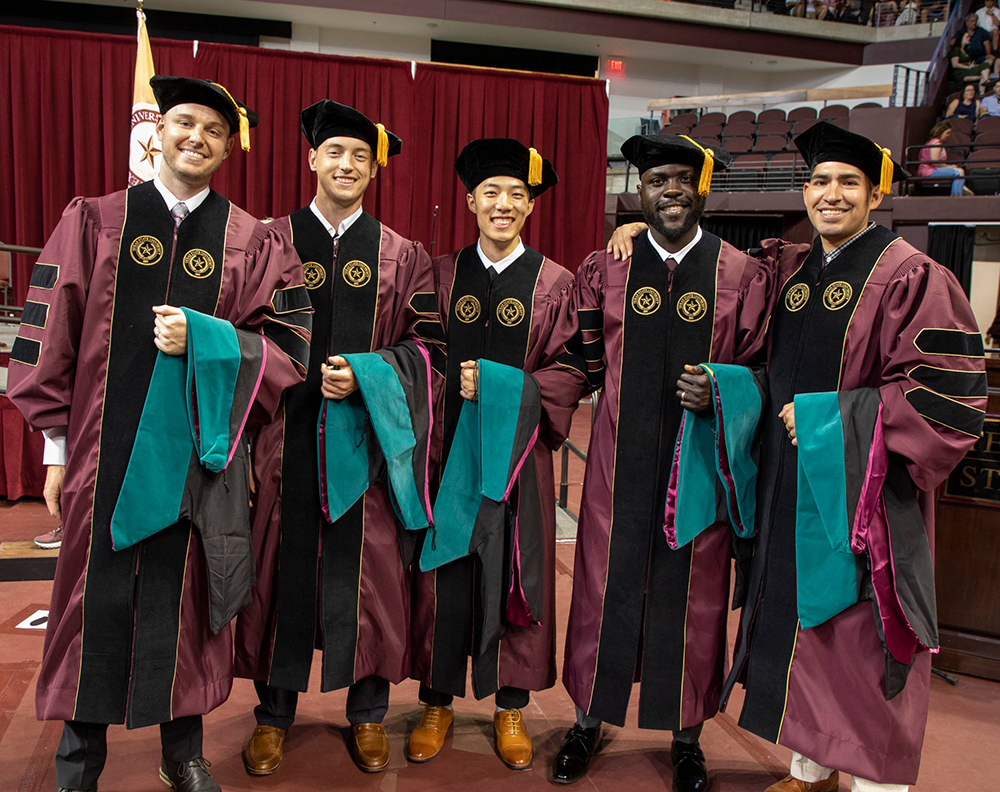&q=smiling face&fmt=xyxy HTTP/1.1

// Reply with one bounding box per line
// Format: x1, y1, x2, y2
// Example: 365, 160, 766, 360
964, 84, 977, 102
156, 103, 234, 189
637, 162, 706, 247
467, 176, 534, 250
309, 136, 376, 212
803, 161, 884, 250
